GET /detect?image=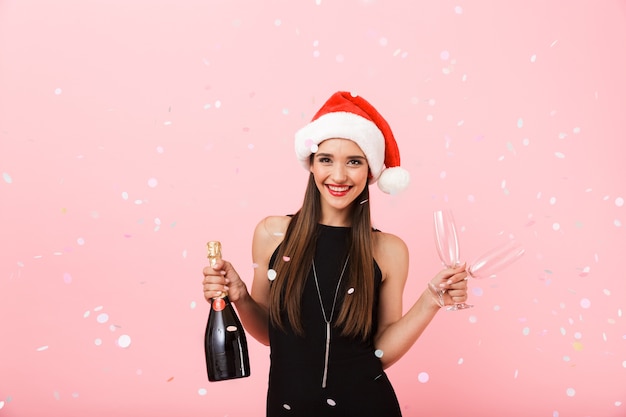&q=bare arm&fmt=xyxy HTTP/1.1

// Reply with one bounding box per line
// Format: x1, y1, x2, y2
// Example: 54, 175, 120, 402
372, 232, 468, 369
